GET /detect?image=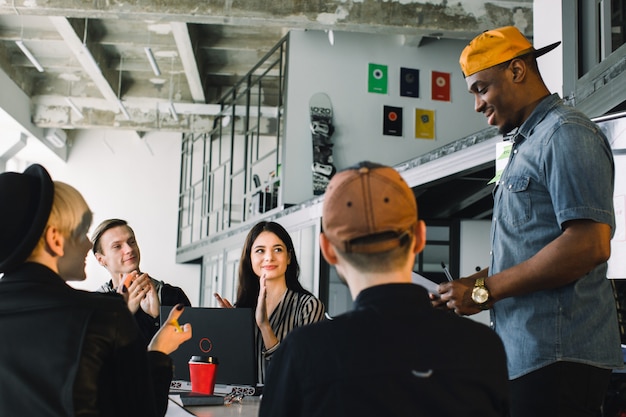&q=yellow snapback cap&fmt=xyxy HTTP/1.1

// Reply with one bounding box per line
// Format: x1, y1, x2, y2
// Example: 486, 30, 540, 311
459, 26, 560, 77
